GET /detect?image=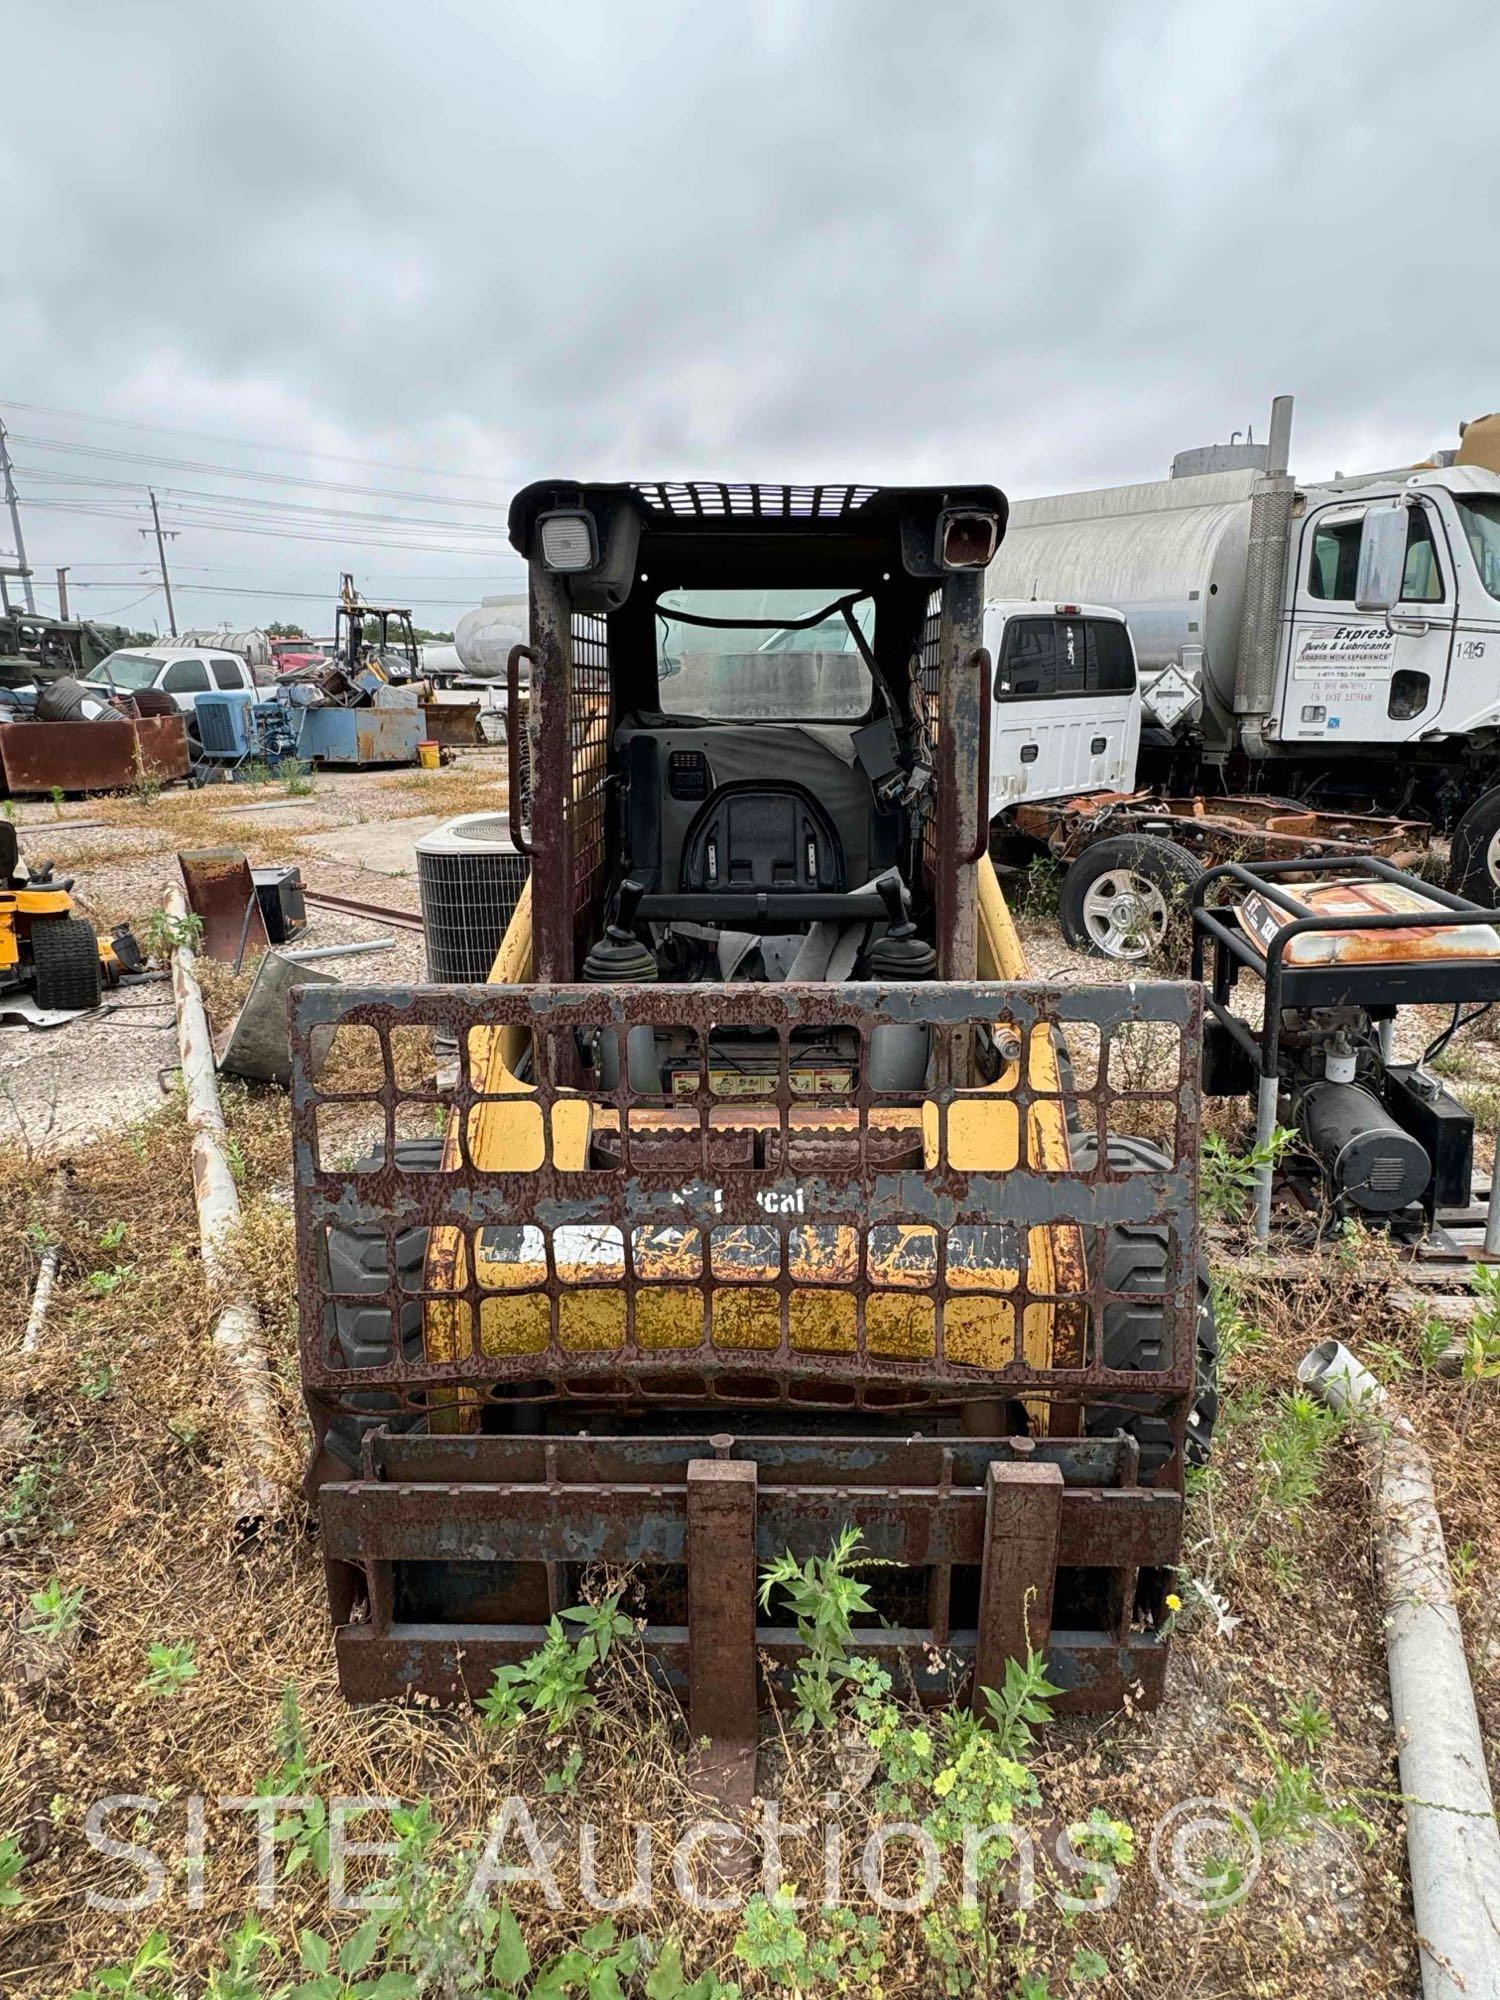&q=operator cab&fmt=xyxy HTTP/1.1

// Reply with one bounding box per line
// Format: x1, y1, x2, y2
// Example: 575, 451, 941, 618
506, 480, 1004, 1099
